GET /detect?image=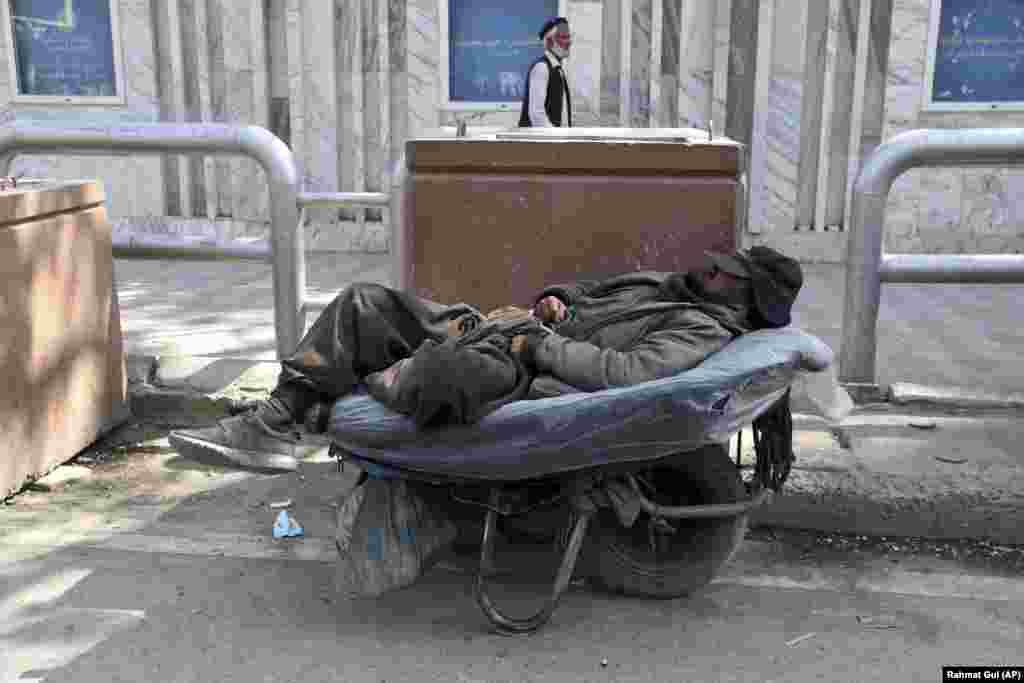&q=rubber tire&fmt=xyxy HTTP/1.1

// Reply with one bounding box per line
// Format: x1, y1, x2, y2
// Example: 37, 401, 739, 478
580, 444, 748, 599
